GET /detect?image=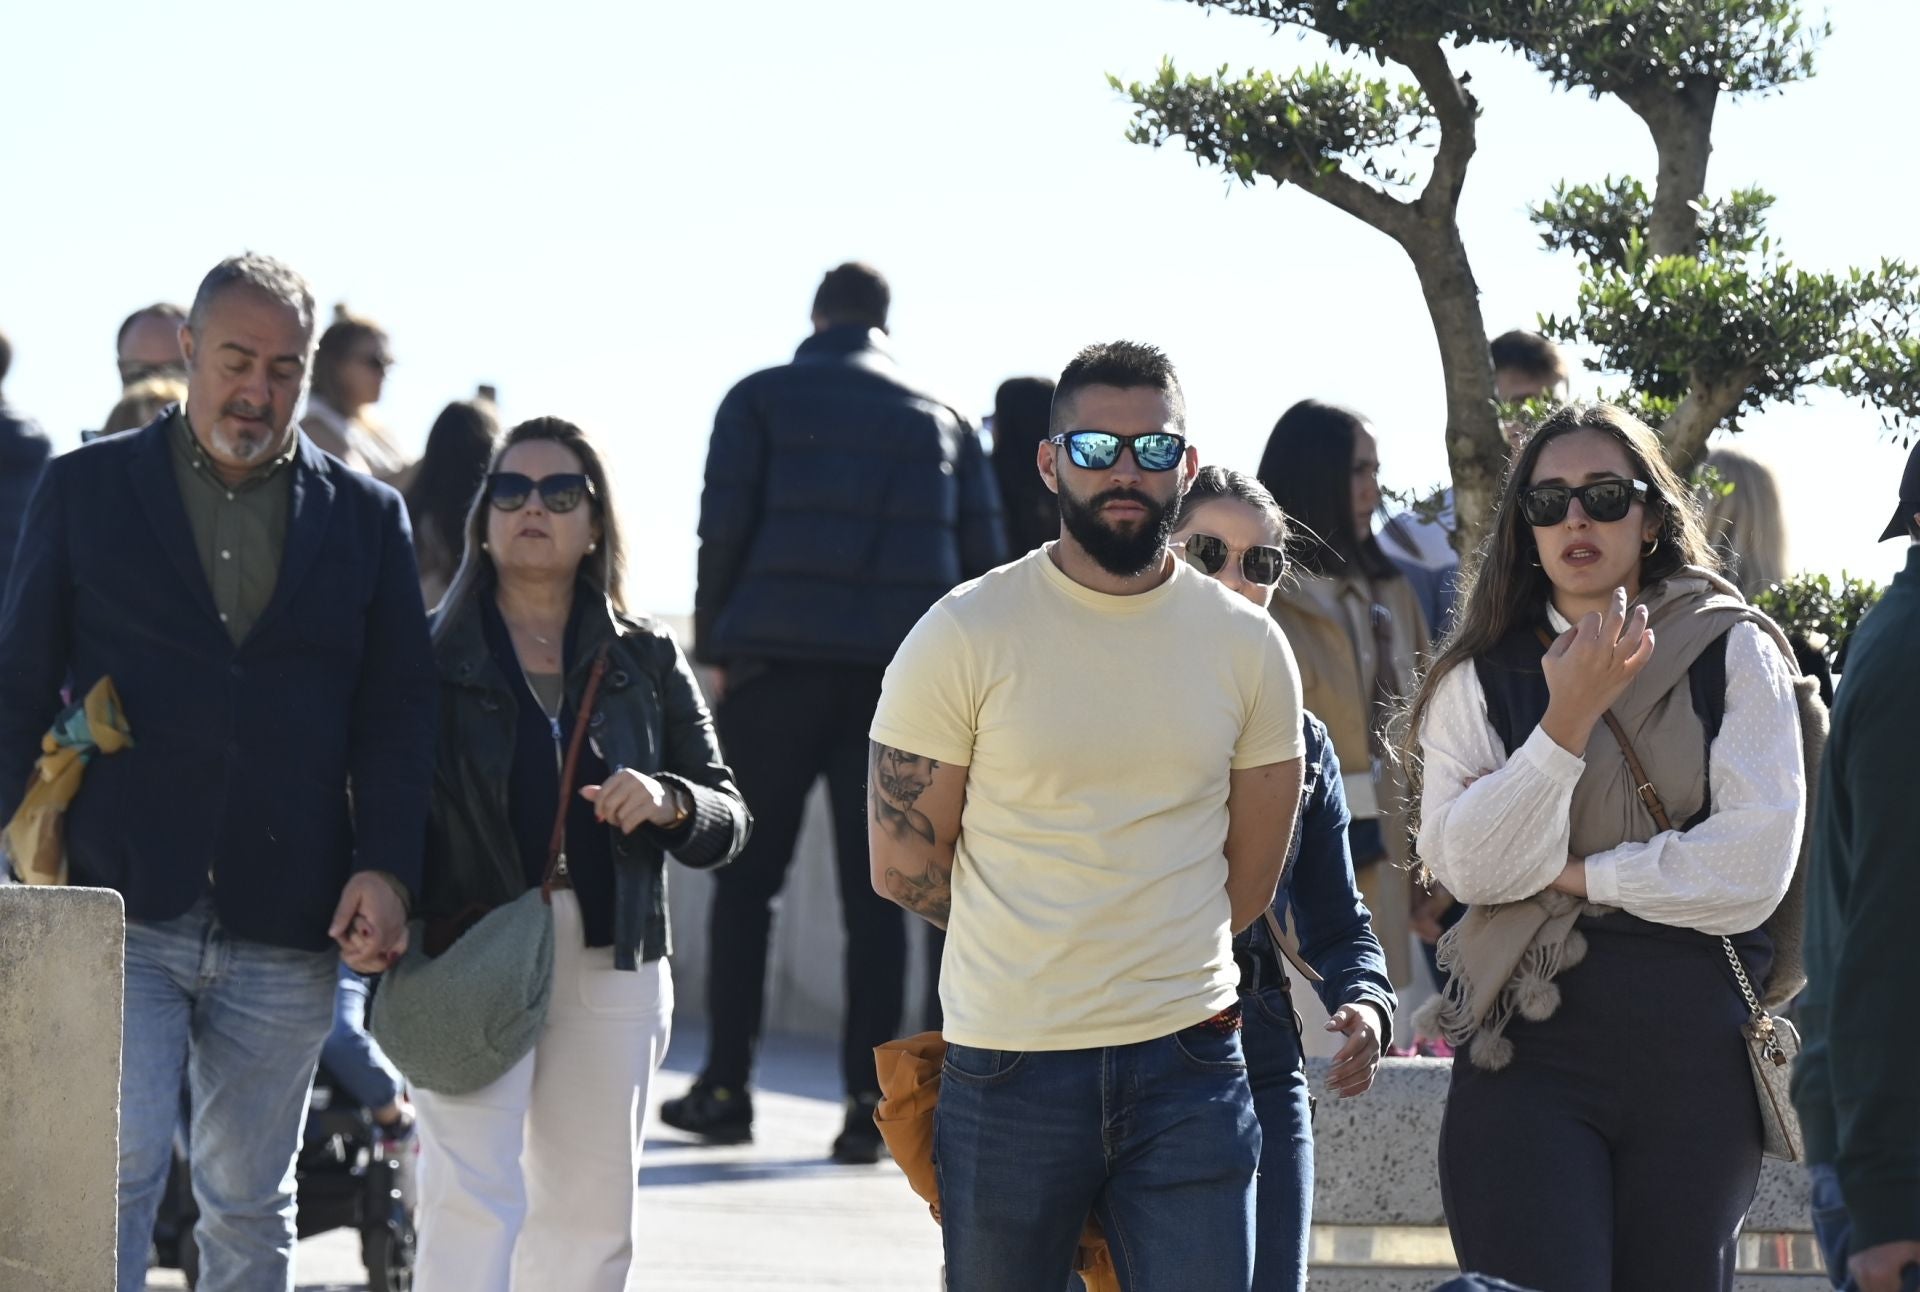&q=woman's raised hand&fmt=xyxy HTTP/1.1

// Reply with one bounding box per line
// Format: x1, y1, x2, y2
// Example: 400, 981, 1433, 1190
1539, 587, 1654, 757
580, 769, 684, 835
